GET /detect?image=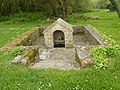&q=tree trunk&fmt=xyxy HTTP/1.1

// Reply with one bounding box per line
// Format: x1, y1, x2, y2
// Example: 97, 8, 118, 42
109, 0, 120, 17
57, 0, 67, 19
